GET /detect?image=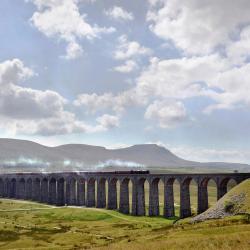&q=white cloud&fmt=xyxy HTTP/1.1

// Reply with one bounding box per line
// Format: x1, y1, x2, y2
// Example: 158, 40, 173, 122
0, 58, 34, 85
11, 112, 119, 136
136, 54, 250, 114
96, 114, 119, 130
114, 60, 138, 73
114, 35, 152, 60
104, 6, 134, 21
226, 26, 250, 65
147, 0, 250, 55
0, 59, 66, 120
74, 90, 145, 115
144, 100, 188, 128
74, 92, 114, 113
63, 41, 84, 60
28, 0, 115, 59
0, 59, 119, 136
204, 63, 250, 113
74, 49, 250, 127
136, 55, 229, 100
